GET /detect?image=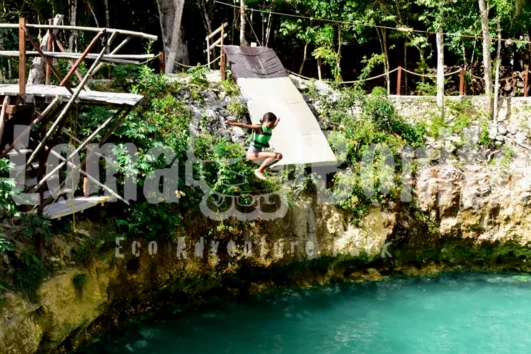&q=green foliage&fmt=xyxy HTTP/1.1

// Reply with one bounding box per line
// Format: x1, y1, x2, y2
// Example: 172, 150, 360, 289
320, 85, 425, 213
15, 251, 45, 293
0, 237, 14, 254
0, 158, 18, 218
187, 64, 209, 86
116, 203, 181, 240
22, 214, 52, 240
227, 98, 248, 119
